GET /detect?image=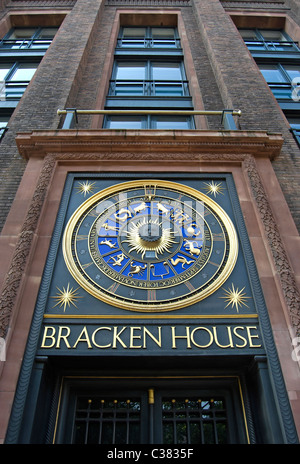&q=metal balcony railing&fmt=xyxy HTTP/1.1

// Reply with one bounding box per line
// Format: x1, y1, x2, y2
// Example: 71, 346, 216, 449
116, 37, 181, 49
267, 82, 299, 100
244, 39, 300, 53
108, 79, 190, 97
0, 39, 53, 50
2, 81, 31, 99
57, 108, 241, 130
